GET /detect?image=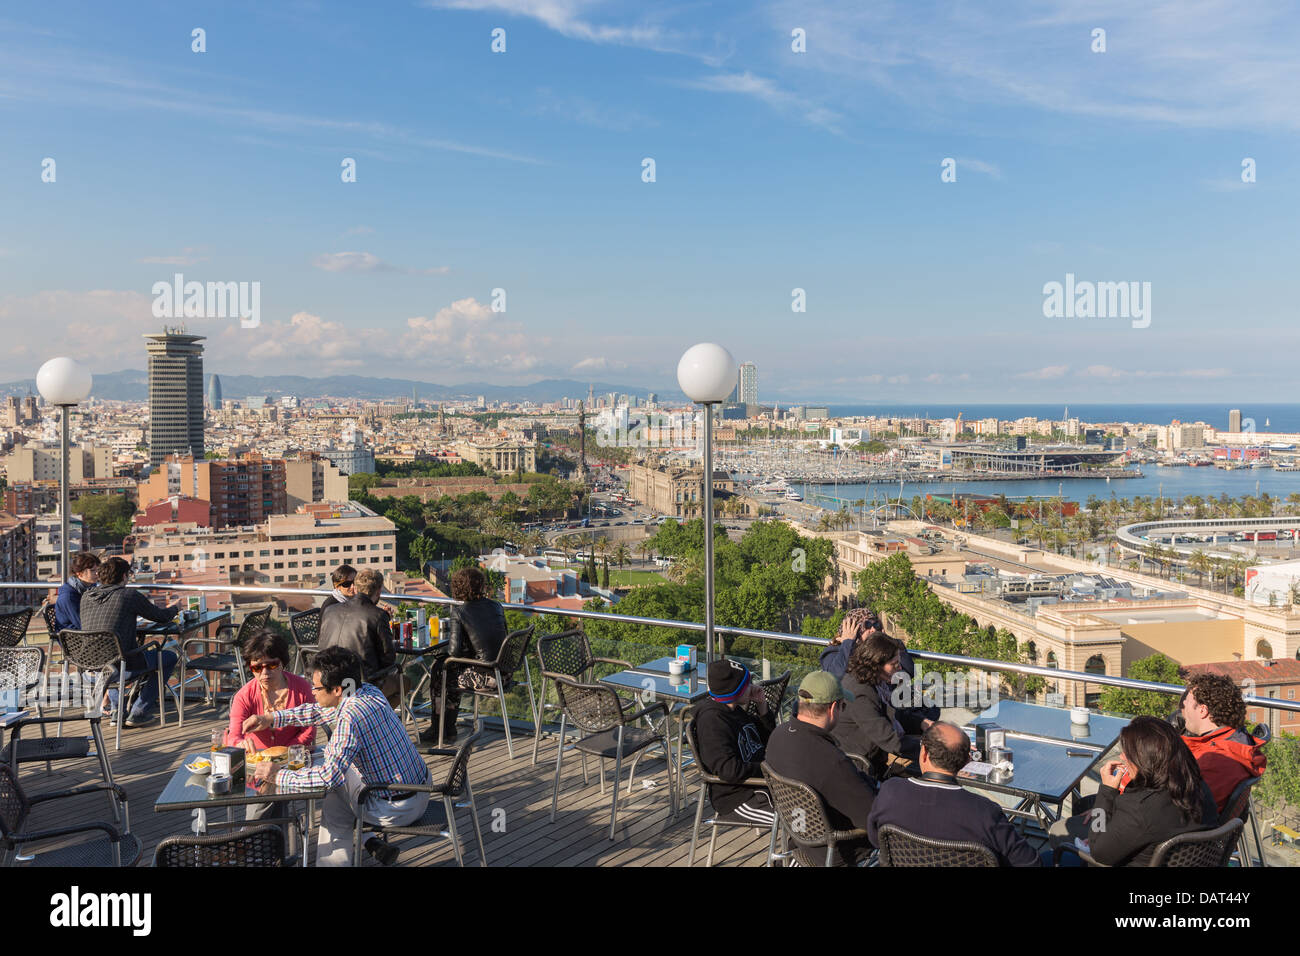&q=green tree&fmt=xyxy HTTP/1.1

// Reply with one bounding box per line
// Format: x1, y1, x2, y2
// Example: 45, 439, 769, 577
72, 494, 134, 548
1096, 653, 1182, 718
1255, 732, 1300, 816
